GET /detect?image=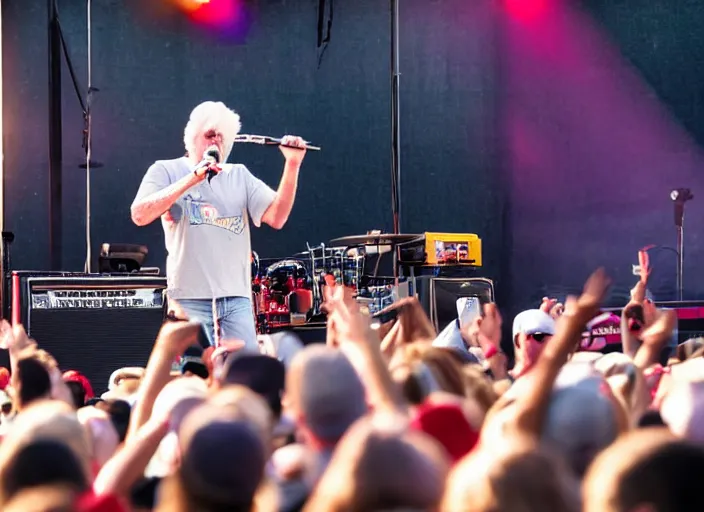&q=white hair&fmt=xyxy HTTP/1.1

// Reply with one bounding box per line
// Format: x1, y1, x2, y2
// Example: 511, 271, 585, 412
183, 101, 242, 163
